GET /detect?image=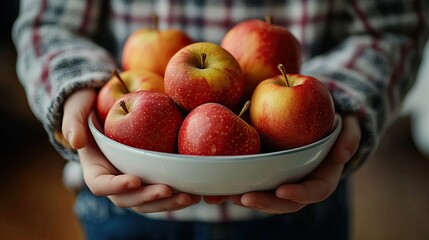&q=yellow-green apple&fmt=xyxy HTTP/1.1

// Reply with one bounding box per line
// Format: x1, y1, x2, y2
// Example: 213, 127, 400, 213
178, 102, 260, 155
164, 42, 244, 112
96, 70, 165, 124
250, 64, 335, 151
121, 15, 193, 76
221, 16, 302, 100
104, 90, 184, 153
